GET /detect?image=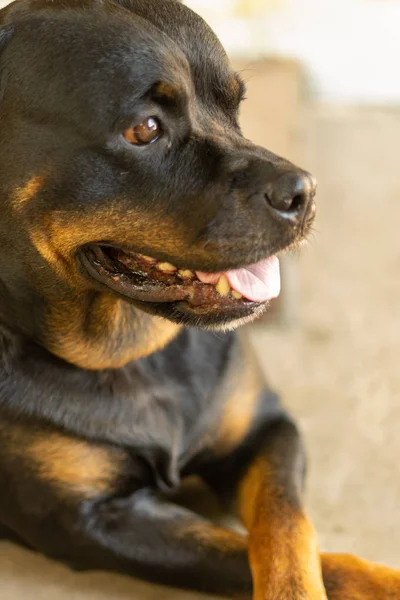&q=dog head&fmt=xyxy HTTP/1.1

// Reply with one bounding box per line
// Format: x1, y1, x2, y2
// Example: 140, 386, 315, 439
0, 0, 316, 367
